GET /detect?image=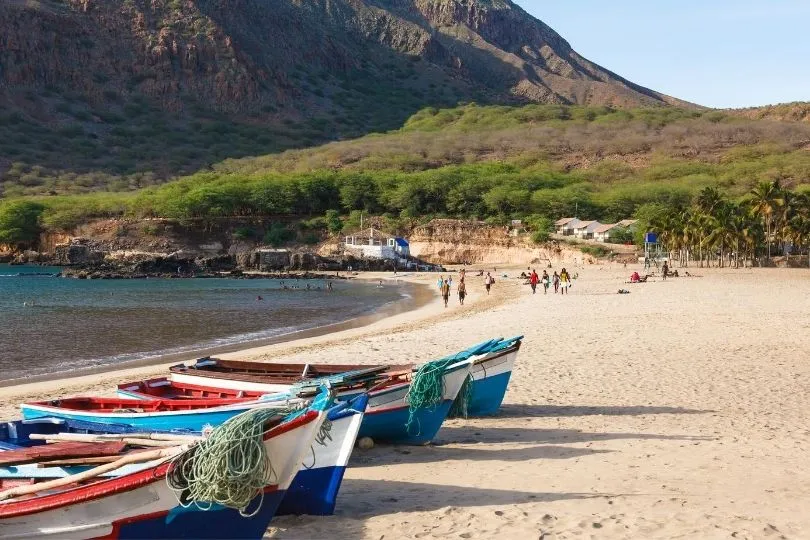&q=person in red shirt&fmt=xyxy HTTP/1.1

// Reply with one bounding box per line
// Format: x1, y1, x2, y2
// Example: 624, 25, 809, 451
529, 269, 539, 294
